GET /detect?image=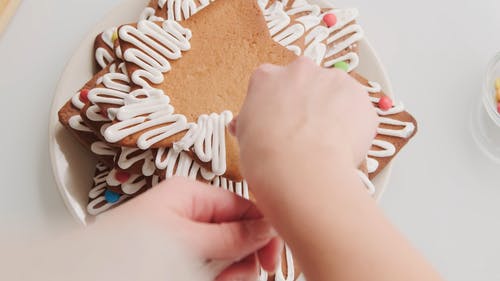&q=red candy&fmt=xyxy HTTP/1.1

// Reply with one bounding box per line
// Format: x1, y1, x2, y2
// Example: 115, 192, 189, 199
79, 89, 89, 103
115, 171, 131, 183
323, 13, 337, 27
378, 95, 393, 111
